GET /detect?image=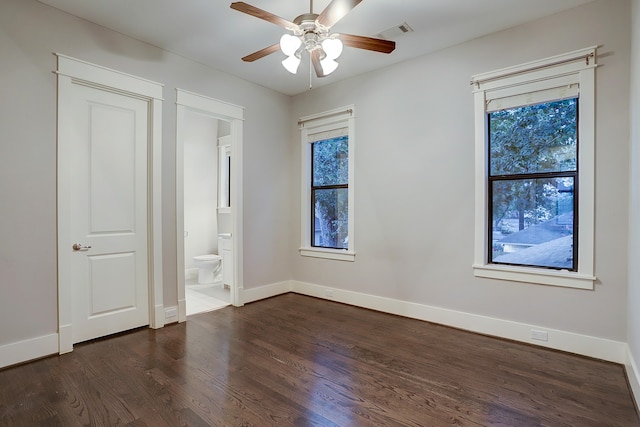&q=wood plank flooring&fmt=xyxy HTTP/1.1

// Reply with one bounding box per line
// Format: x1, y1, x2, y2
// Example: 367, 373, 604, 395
0, 293, 638, 426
